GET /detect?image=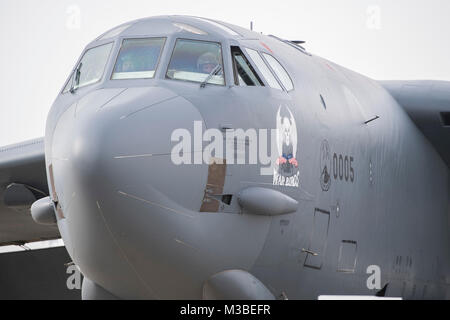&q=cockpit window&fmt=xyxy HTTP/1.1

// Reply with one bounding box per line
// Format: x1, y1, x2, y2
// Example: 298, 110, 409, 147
112, 38, 165, 80
231, 46, 263, 86
166, 39, 224, 86
244, 48, 282, 90
63, 42, 113, 93
262, 53, 294, 91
